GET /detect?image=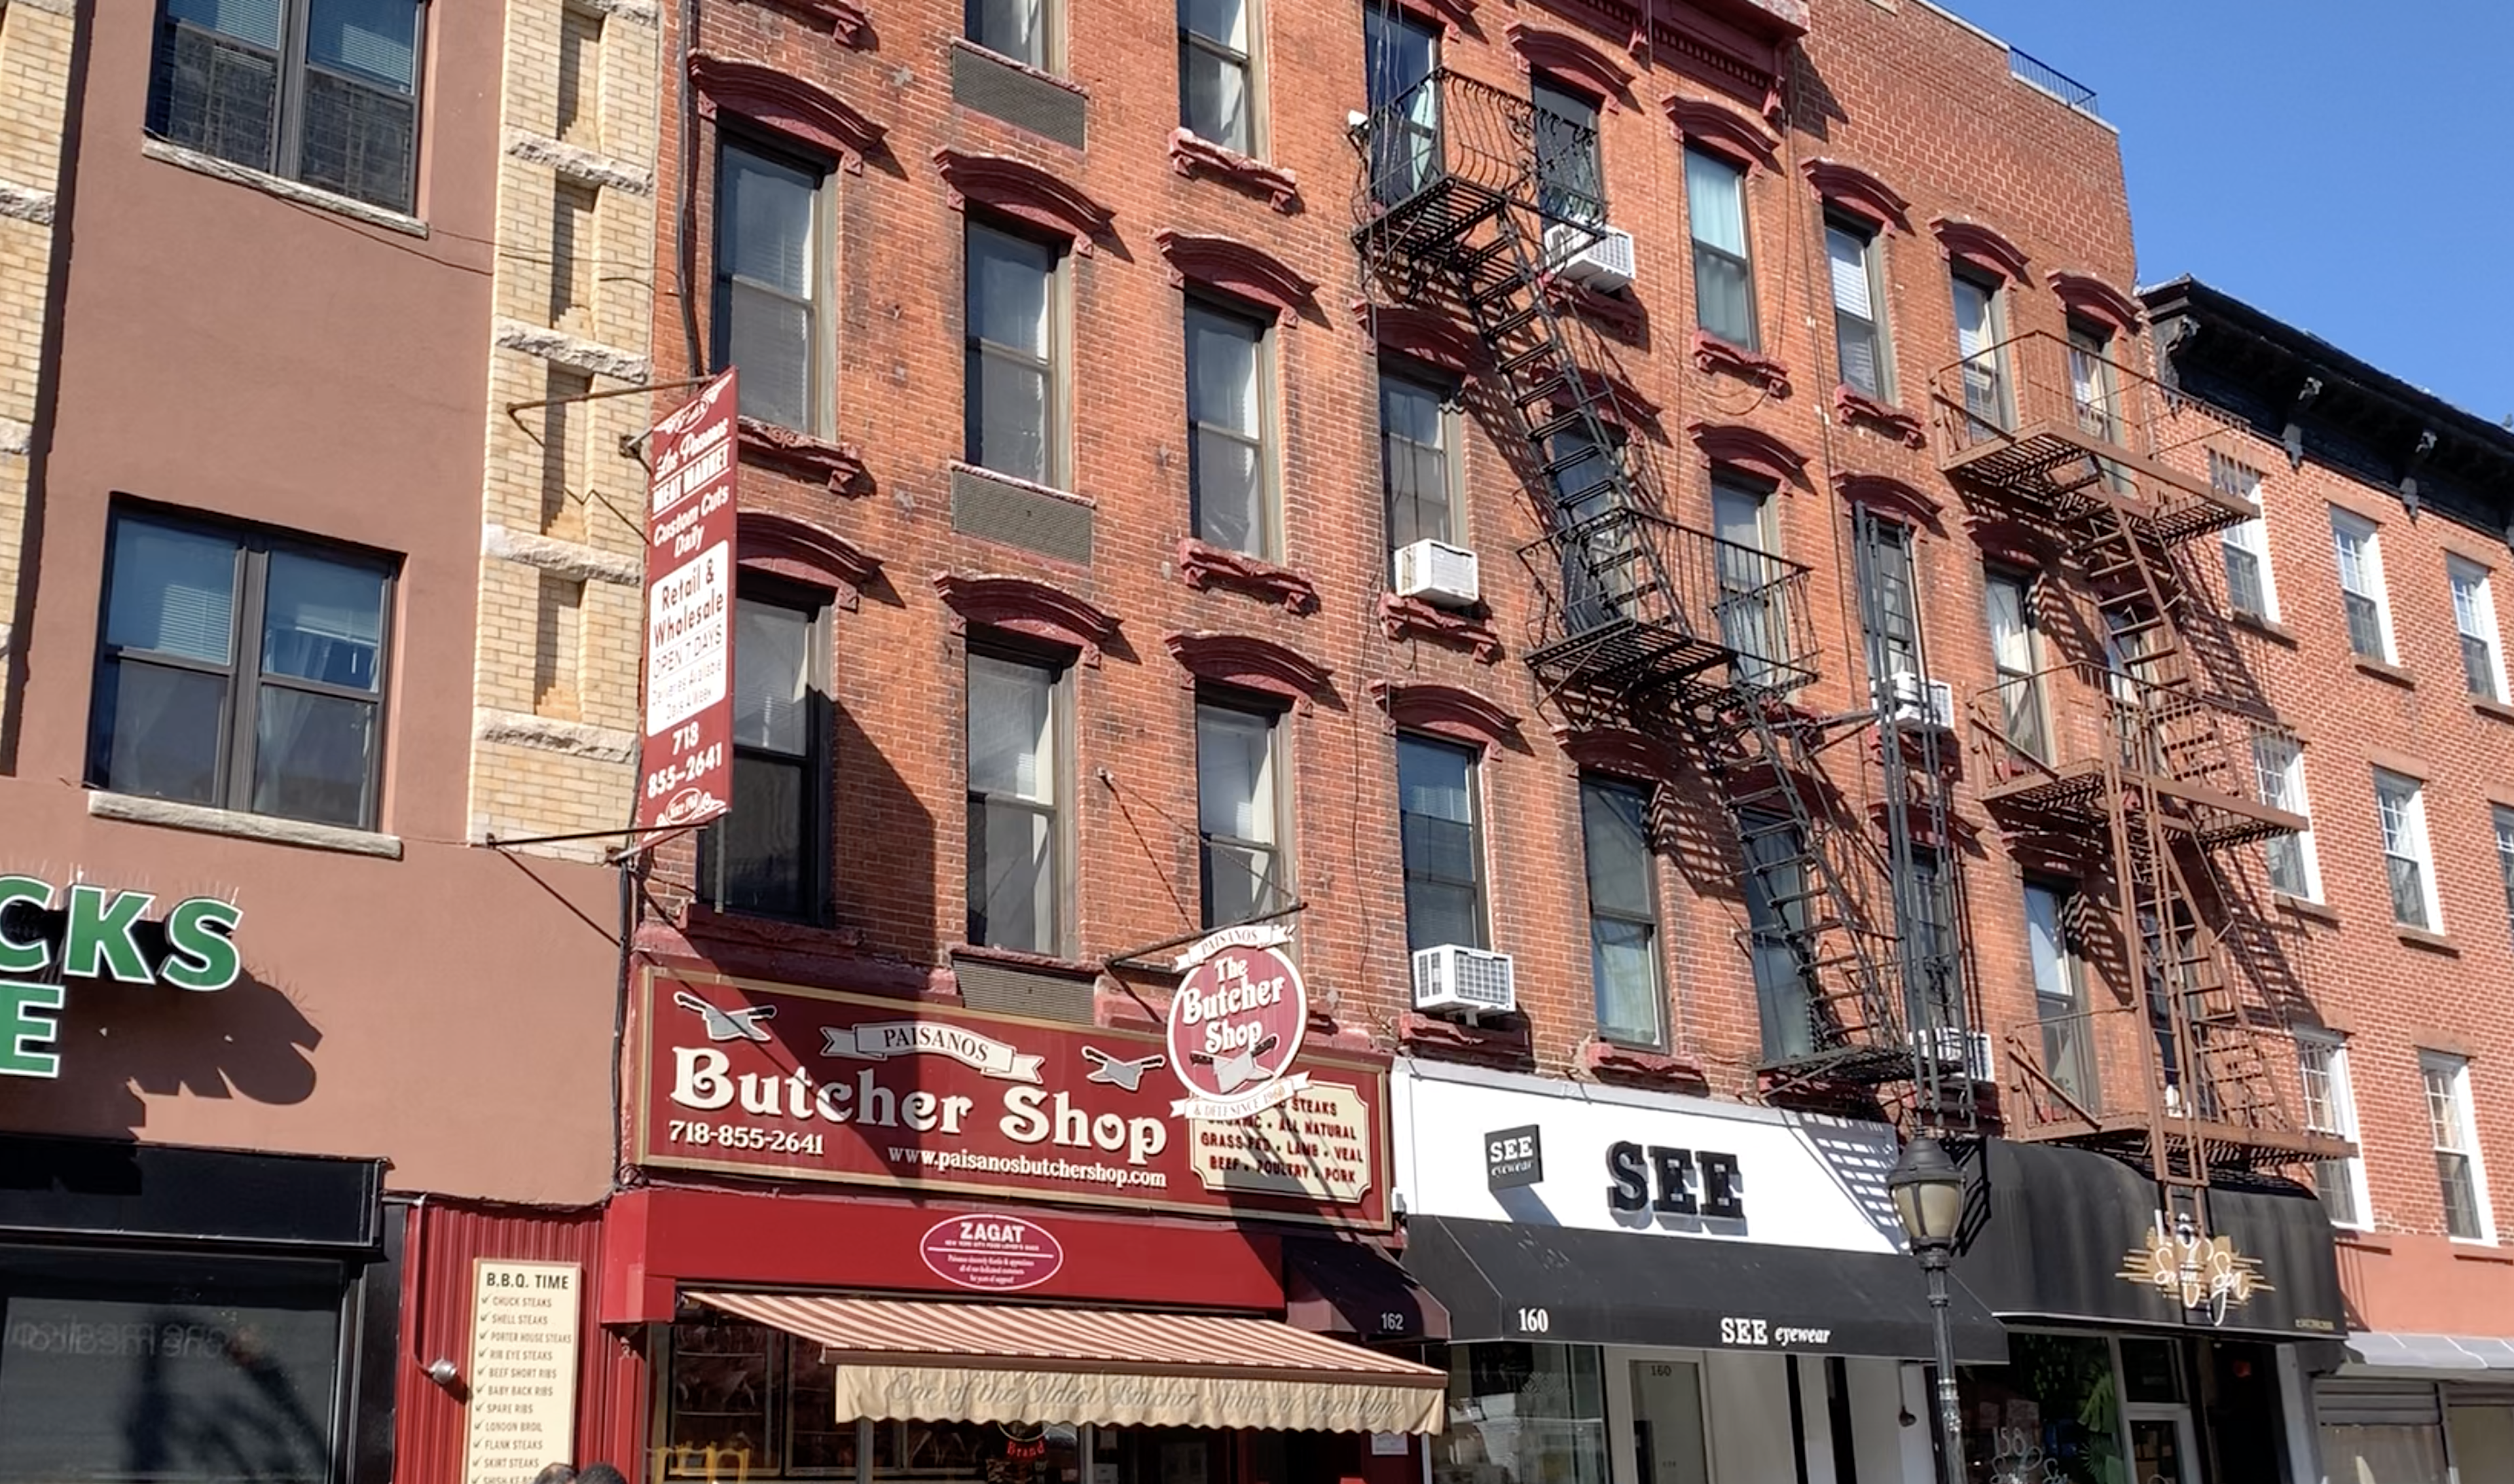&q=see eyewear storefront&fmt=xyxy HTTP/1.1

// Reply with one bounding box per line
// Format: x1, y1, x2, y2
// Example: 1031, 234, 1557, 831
1949, 1139, 2348, 1484
605, 956, 1446, 1484
1388, 1060, 2008, 1484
